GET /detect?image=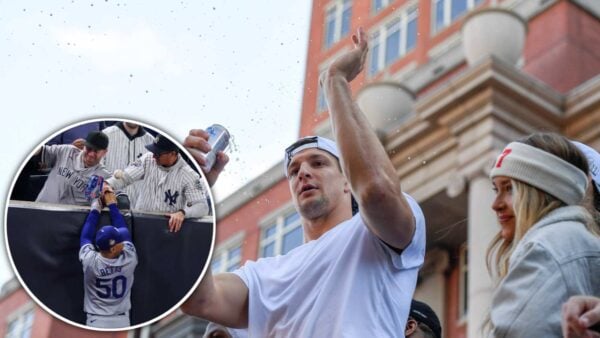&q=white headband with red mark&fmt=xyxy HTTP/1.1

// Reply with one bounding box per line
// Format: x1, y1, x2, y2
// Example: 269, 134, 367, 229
490, 142, 588, 205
